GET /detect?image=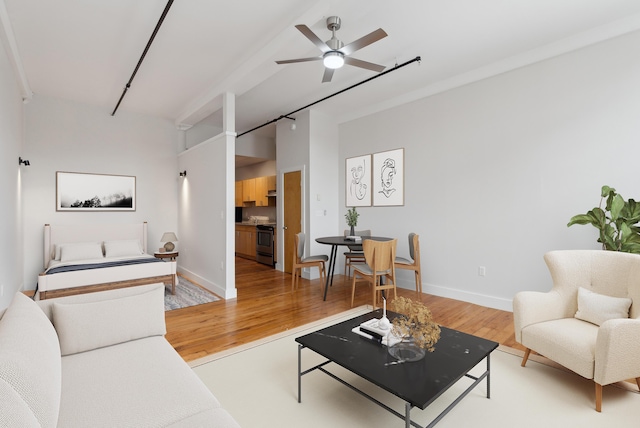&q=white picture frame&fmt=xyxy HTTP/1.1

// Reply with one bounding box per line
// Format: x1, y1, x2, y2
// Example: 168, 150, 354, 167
345, 154, 372, 207
372, 148, 404, 206
56, 171, 136, 211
